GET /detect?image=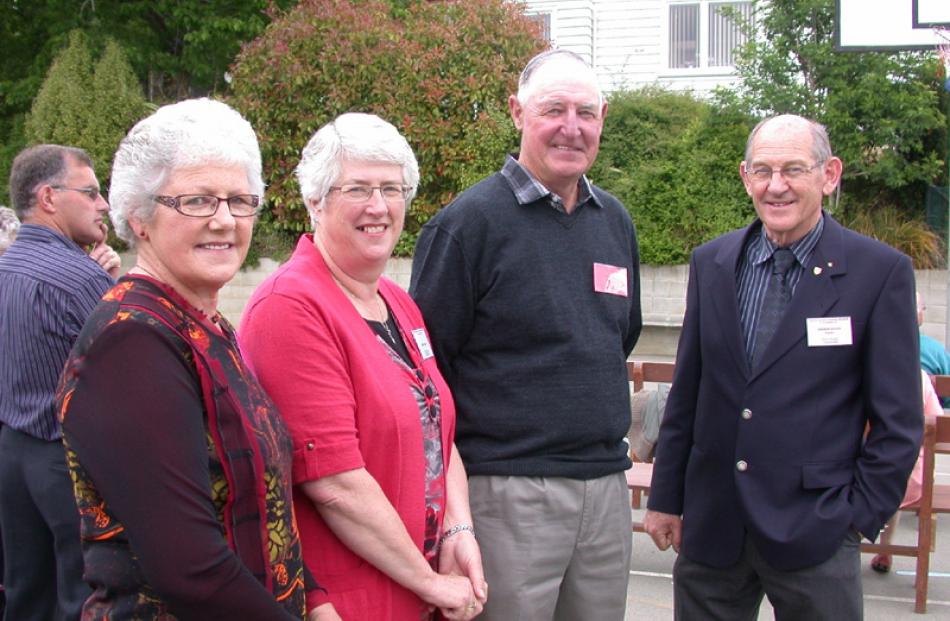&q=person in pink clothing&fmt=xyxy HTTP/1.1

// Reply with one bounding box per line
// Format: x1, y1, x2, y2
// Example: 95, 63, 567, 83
239, 113, 486, 621
870, 369, 943, 573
